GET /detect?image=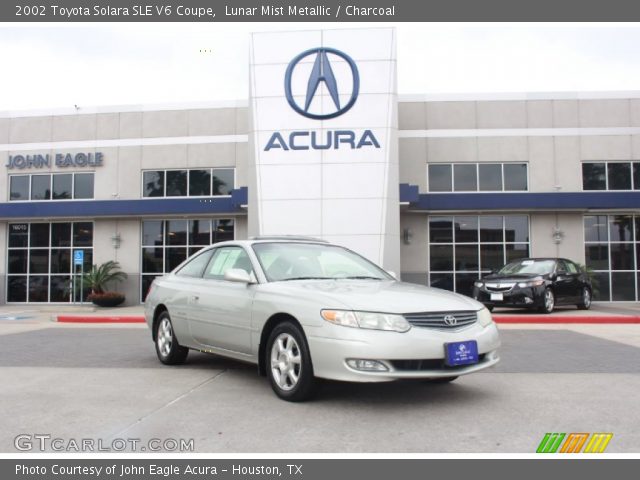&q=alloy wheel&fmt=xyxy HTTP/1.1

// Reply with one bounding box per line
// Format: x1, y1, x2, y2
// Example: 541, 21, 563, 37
545, 289, 555, 312
270, 333, 302, 391
583, 288, 591, 308
157, 317, 173, 357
